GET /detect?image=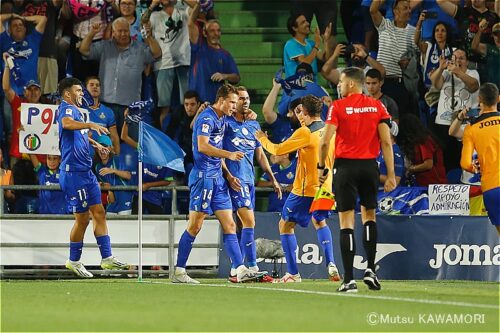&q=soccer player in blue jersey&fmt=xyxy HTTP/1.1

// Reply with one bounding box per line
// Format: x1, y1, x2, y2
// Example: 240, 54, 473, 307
172, 84, 263, 284
57, 77, 129, 278
223, 86, 281, 281
27, 154, 66, 214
